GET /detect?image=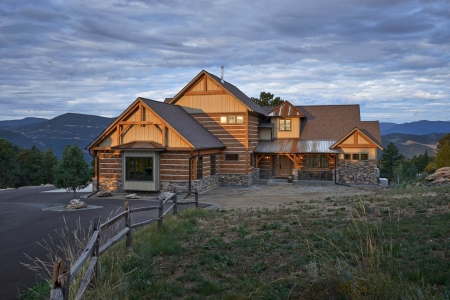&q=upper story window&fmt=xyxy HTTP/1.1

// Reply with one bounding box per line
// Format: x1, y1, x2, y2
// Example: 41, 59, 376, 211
279, 119, 291, 131
225, 153, 239, 161
220, 116, 244, 124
